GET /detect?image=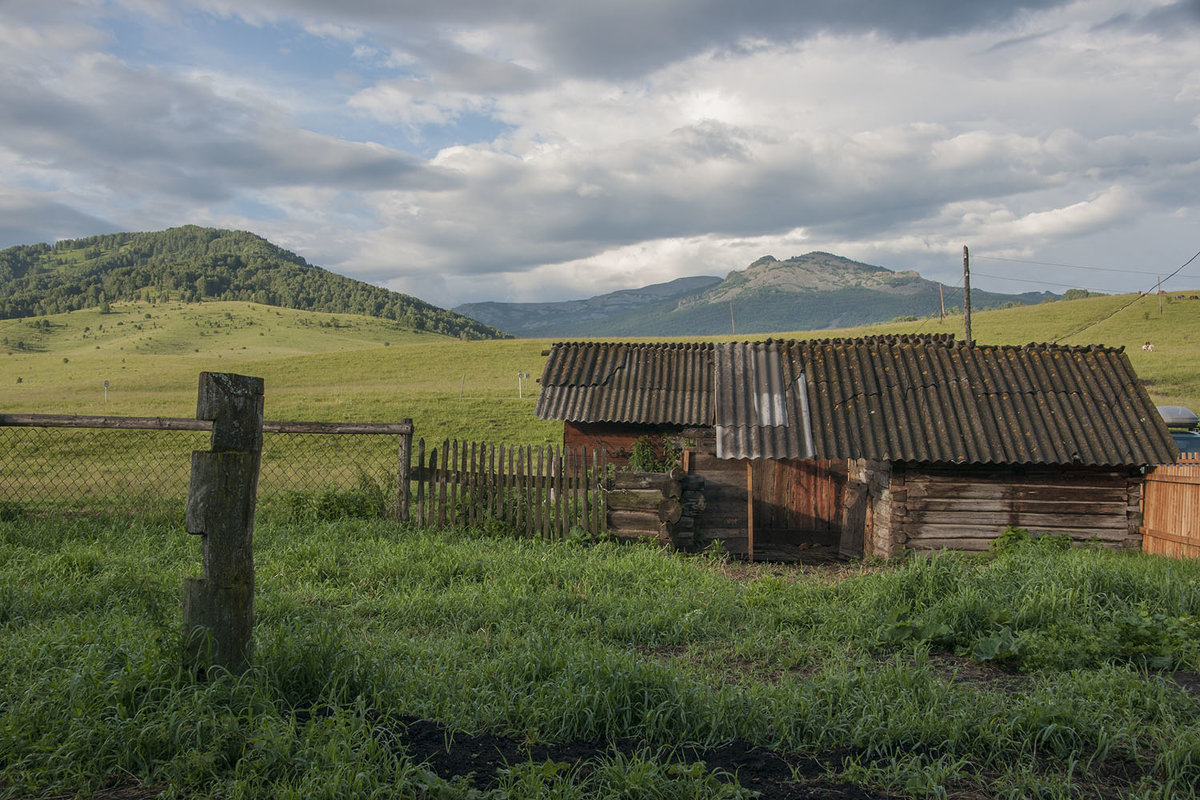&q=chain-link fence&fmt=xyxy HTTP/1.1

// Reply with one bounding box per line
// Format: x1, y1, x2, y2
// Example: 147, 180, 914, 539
0, 415, 411, 521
